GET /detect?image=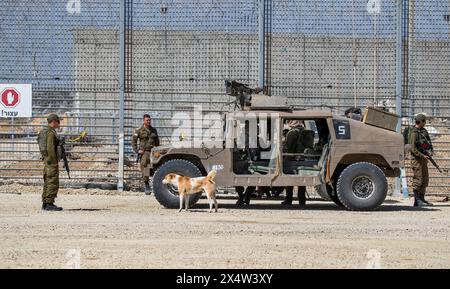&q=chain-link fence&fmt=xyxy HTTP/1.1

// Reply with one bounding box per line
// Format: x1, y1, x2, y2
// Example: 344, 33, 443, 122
404, 0, 450, 194
1, 0, 449, 195
0, 0, 120, 186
